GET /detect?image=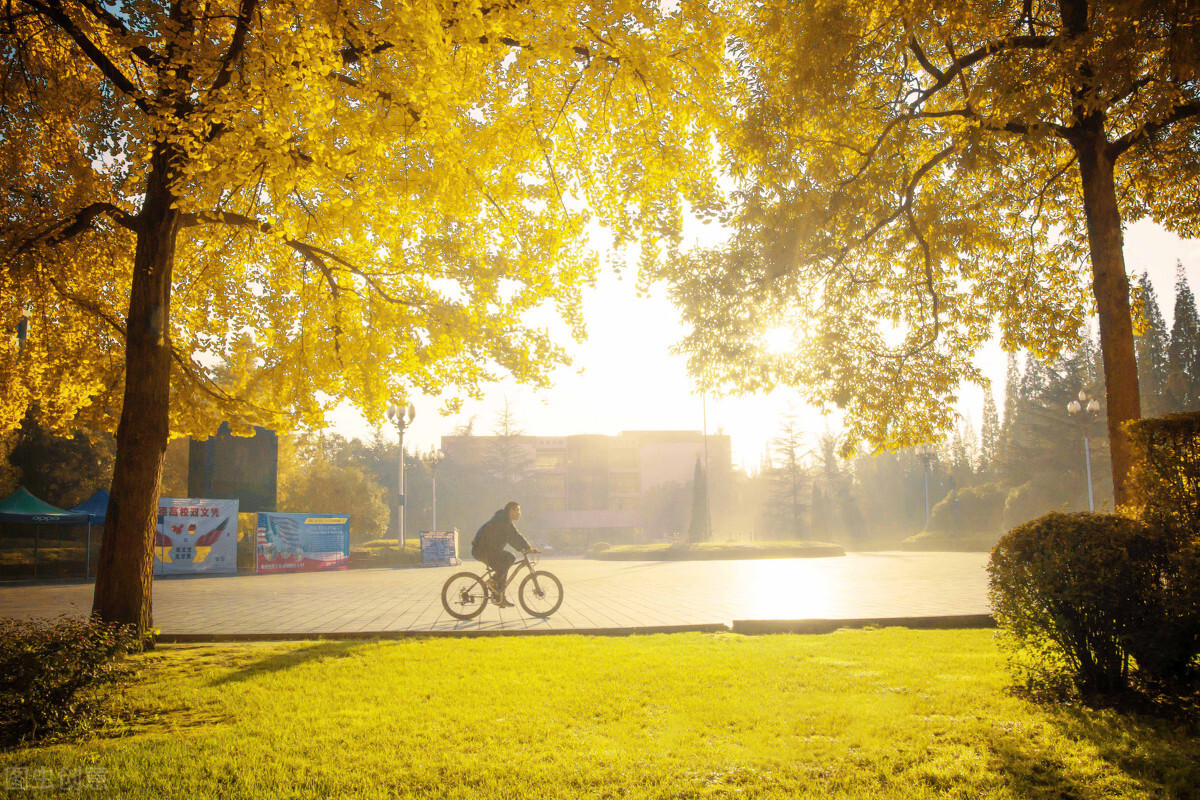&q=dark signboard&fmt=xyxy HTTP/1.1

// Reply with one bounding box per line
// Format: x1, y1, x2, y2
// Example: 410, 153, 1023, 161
188, 423, 278, 513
